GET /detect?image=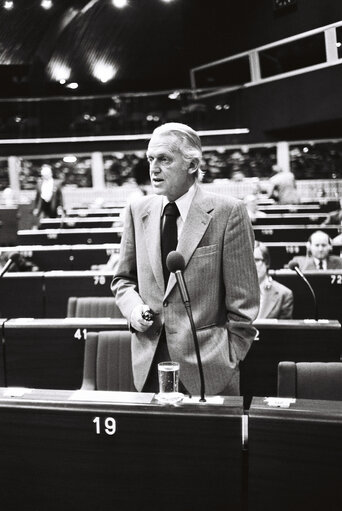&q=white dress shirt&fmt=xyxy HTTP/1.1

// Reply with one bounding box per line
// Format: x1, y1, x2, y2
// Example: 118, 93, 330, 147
161, 183, 197, 240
